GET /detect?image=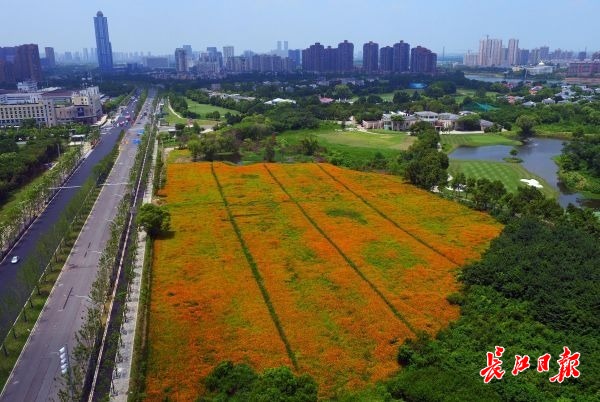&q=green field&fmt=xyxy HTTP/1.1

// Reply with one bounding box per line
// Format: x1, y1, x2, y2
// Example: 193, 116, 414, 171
441, 134, 521, 151
280, 126, 416, 156
454, 88, 494, 103
449, 160, 558, 198
185, 98, 240, 119
0, 172, 47, 222
163, 98, 239, 126
163, 100, 187, 125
